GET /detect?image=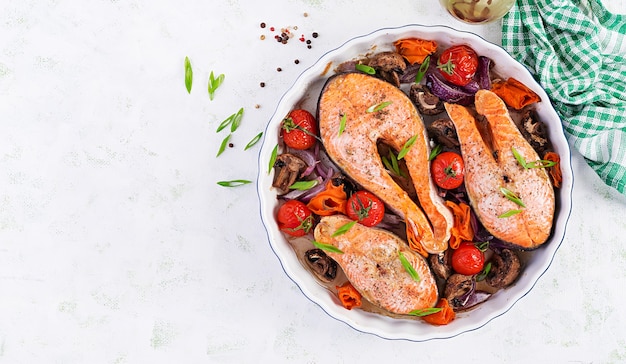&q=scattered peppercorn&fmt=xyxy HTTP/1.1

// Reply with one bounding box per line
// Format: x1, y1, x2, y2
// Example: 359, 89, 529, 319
307, 45, 312, 49
294, 59, 300, 64
306, 40, 311, 44
228, 143, 234, 148
277, 67, 282, 72
312, 32, 318, 38
260, 82, 266, 87
260, 35, 265, 40
260, 22, 266, 28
